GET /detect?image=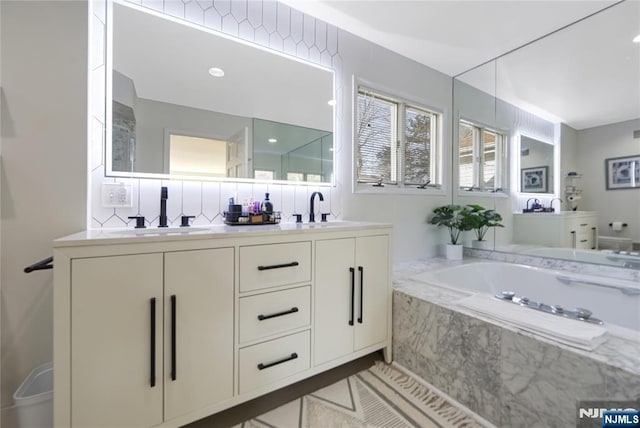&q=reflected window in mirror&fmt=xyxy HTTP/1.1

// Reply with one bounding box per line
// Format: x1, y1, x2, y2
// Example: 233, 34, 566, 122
356, 87, 442, 190
254, 170, 275, 181
458, 120, 508, 193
